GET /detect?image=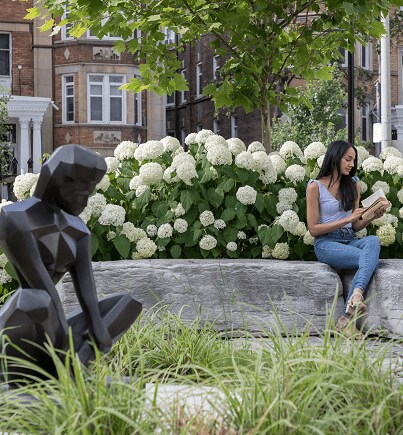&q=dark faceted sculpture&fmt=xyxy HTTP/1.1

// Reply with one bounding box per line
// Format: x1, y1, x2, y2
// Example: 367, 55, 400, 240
0, 144, 142, 383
